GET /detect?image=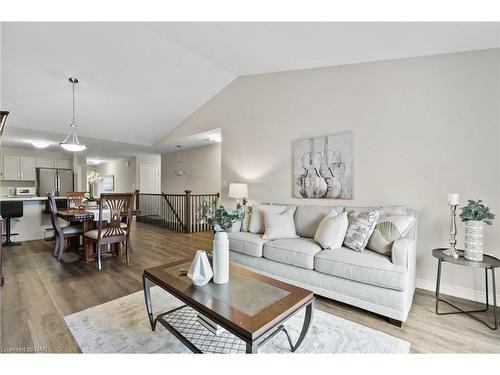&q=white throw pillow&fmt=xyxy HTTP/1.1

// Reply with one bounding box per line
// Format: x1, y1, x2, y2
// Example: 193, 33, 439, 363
263, 208, 299, 240
248, 204, 287, 234
314, 212, 349, 249
367, 215, 415, 256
